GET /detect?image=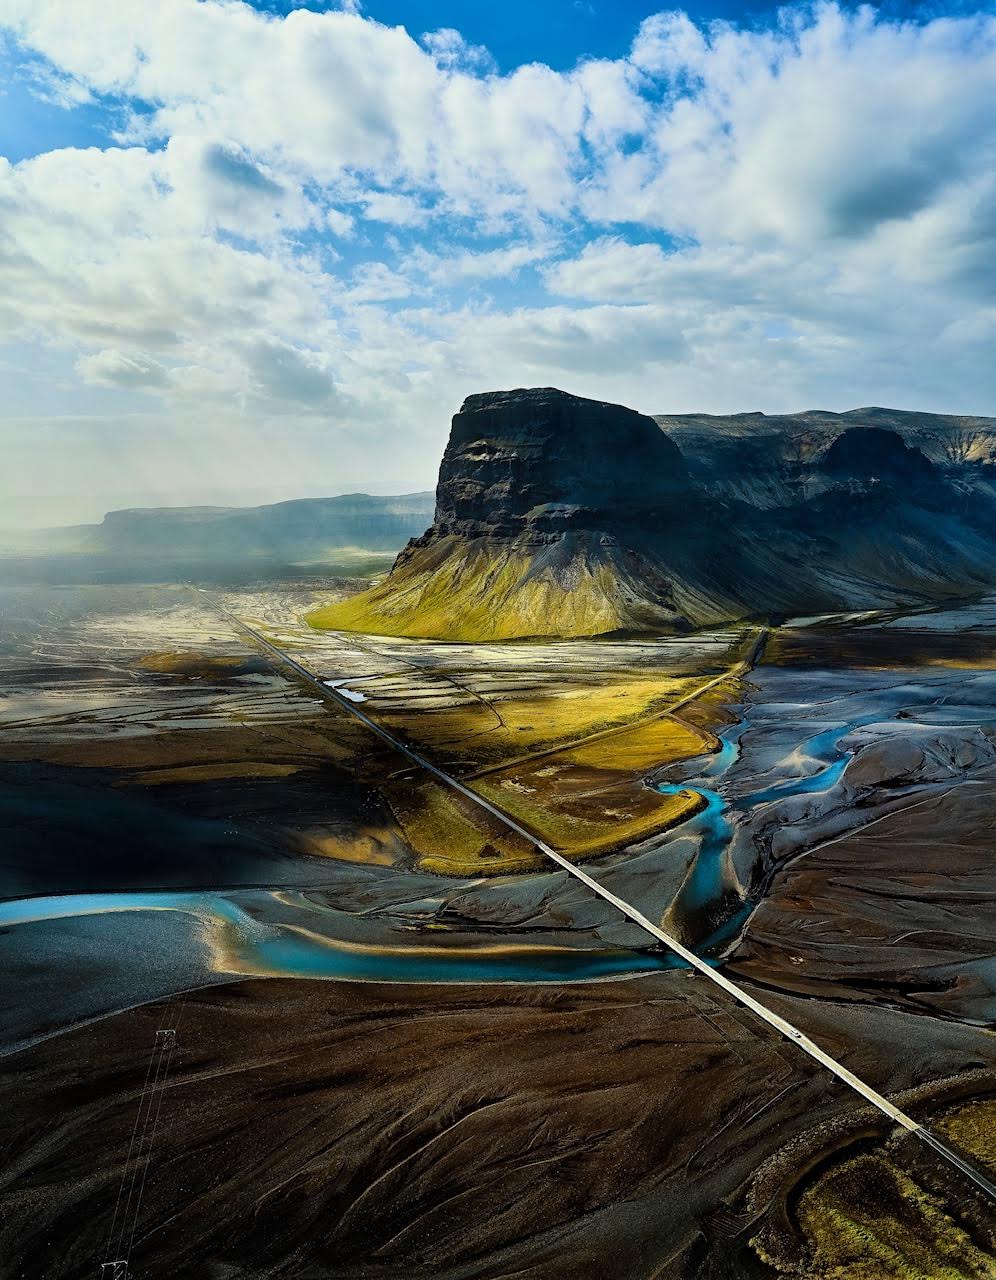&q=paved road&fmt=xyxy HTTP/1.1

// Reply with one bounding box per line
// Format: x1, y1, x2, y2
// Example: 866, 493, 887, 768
200, 591, 996, 1204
